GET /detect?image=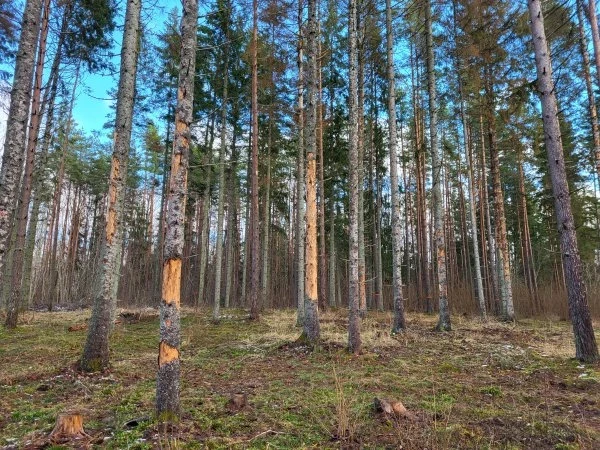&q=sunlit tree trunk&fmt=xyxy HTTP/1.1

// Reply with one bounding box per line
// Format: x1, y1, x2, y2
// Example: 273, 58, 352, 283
577, 0, 600, 187
156, 0, 198, 419
425, 0, 450, 331
0, 0, 44, 277
386, 0, 405, 332
80, 0, 141, 370
347, 0, 361, 354
213, 24, 230, 321
302, 0, 321, 344
5, 0, 51, 328
528, 0, 599, 363
484, 73, 514, 321
248, 0, 260, 321
296, 0, 306, 326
